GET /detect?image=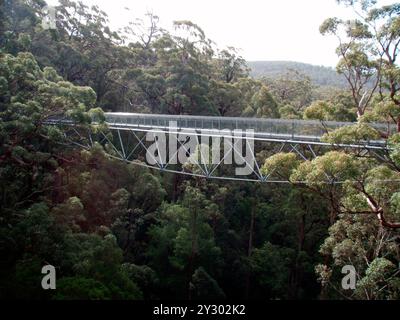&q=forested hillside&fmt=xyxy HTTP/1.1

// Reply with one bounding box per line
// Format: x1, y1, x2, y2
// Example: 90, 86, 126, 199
1, 0, 400, 301
248, 61, 348, 87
